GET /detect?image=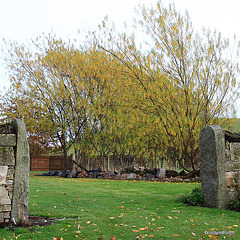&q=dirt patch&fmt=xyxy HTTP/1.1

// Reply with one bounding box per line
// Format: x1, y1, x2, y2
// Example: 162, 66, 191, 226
0, 216, 56, 230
